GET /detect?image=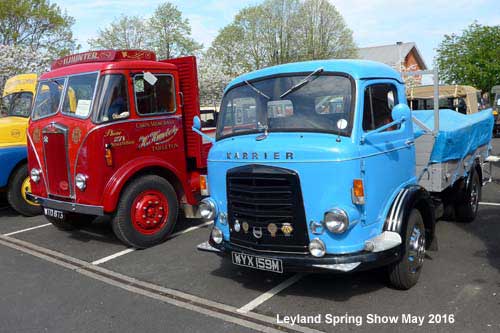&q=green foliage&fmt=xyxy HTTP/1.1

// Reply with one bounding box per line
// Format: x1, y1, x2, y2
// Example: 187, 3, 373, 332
88, 16, 148, 50
0, 0, 77, 57
209, 0, 357, 76
436, 23, 500, 93
88, 2, 202, 59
